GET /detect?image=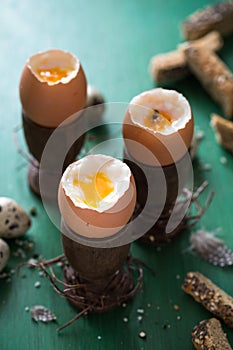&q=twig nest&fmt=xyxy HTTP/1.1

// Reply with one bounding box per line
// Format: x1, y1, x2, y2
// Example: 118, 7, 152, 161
84, 85, 105, 127
0, 238, 10, 272
0, 197, 31, 238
